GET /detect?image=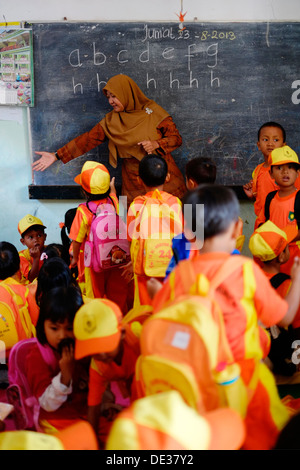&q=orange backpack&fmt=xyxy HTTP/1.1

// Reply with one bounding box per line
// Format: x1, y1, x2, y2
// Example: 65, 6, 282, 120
130, 191, 182, 278
0, 282, 36, 360
135, 256, 249, 416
